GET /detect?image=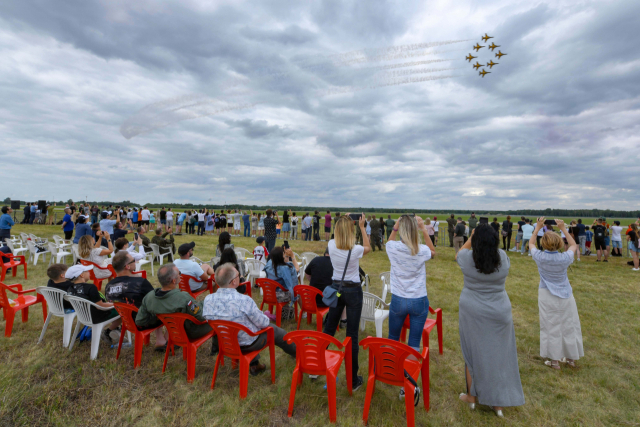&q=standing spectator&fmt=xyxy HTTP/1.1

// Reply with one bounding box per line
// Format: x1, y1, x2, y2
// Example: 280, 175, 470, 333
626, 224, 639, 270
61, 208, 75, 240
205, 211, 215, 236
243, 210, 252, 238
290, 212, 298, 240
490, 218, 500, 234
166, 208, 174, 230
369, 215, 383, 251
456, 224, 525, 416
73, 216, 92, 244
263, 210, 279, 253
21, 203, 30, 224
386, 215, 436, 359
536, 221, 545, 250
312, 211, 321, 241
446, 214, 456, 247
584, 226, 593, 255
46, 203, 56, 225
610, 221, 623, 257
322, 214, 371, 392
324, 210, 332, 241
232, 210, 242, 237
257, 213, 264, 237
468, 213, 478, 234
281, 209, 290, 239
384, 215, 395, 242
304, 248, 333, 307
303, 213, 312, 241
515, 217, 525, 252
425, 218, 435, 243
432, 216, 440, 246
529, 218, 583, 370
502, 216, 513, 251
177, 211, 187, 234
197, 209, 206, 236
365, 215, 371, 242
520, 219, 534, 255
78, 234, 114, 279
140, 207, 151, 229
453, 217, 465, 254
569, 222, 581, 262
591, 218, 609, 262
159, 207, 167, 231
215, 232, 234, 257
100, 211, 120, 241
30, 203, 37, 224
0, 206, 15, 242
575, 219, 586, 255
